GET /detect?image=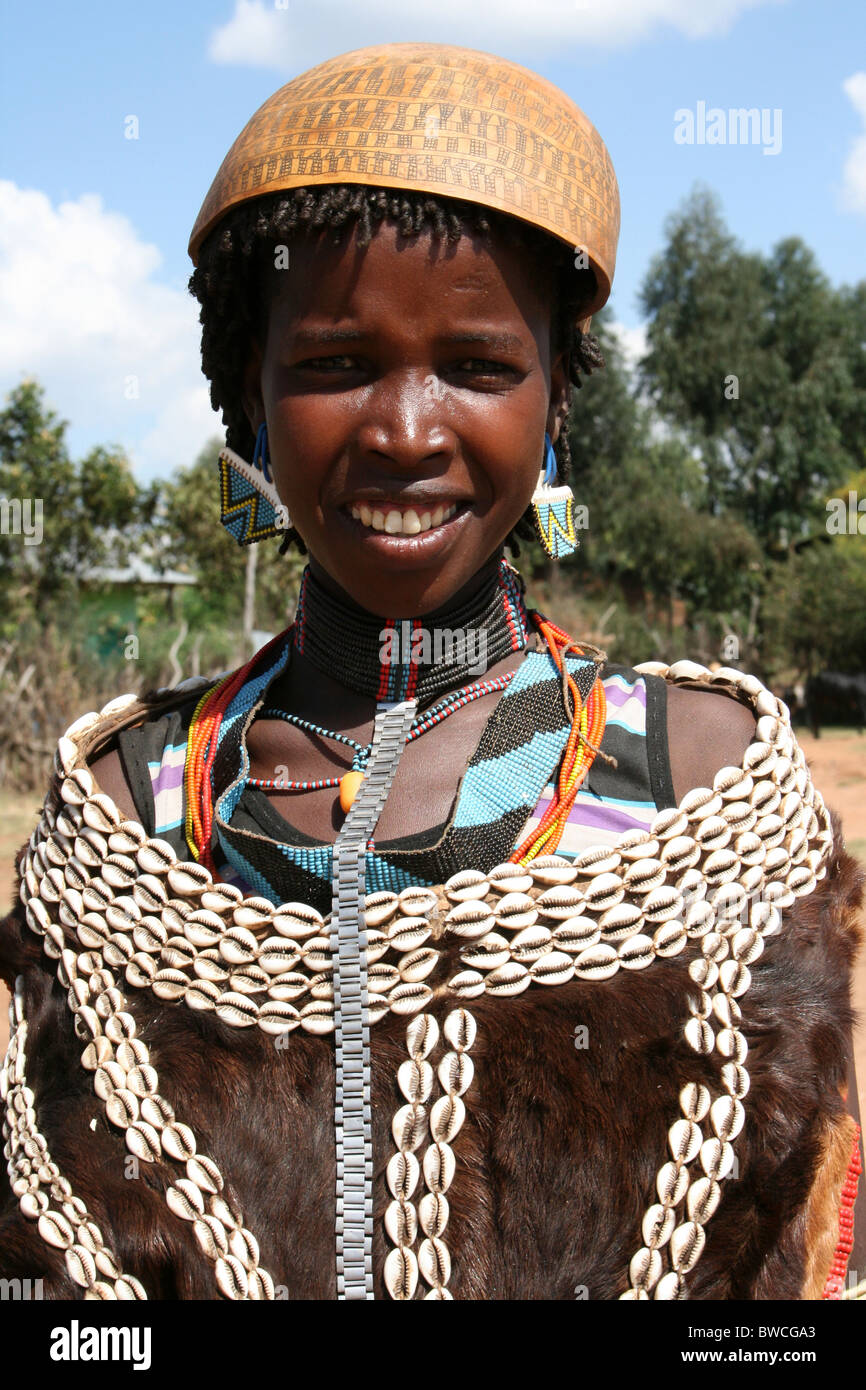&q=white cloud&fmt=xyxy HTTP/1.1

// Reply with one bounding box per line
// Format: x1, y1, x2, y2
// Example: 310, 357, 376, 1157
609, 319, 647, 372
0, 181, 221, 482
208, 0, 789, 69
841, 72, 866, 215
